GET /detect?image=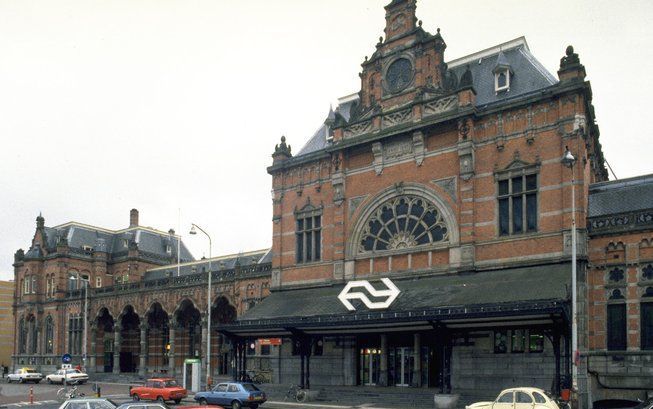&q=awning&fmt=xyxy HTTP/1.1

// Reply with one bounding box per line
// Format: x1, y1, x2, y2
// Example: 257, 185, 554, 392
221, 263, 571, 337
